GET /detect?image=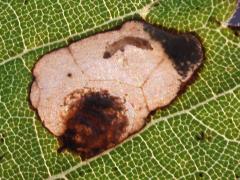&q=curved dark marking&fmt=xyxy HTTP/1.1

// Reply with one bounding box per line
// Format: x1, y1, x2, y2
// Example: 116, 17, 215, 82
103, 36, 153, 59
143, 23, 203, 77
58, 90, 128, 160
